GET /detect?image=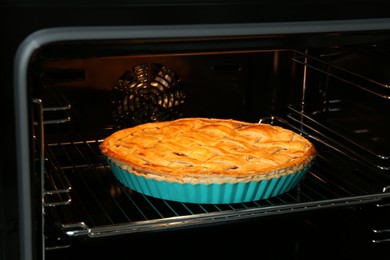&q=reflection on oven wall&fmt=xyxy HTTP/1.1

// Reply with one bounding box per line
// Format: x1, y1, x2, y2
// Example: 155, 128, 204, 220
39, 51, 290, 133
